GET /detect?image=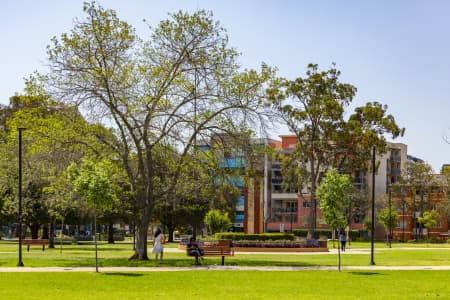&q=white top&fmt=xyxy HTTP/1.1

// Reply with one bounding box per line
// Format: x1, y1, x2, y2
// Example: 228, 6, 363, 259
152, 233, 164, 254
